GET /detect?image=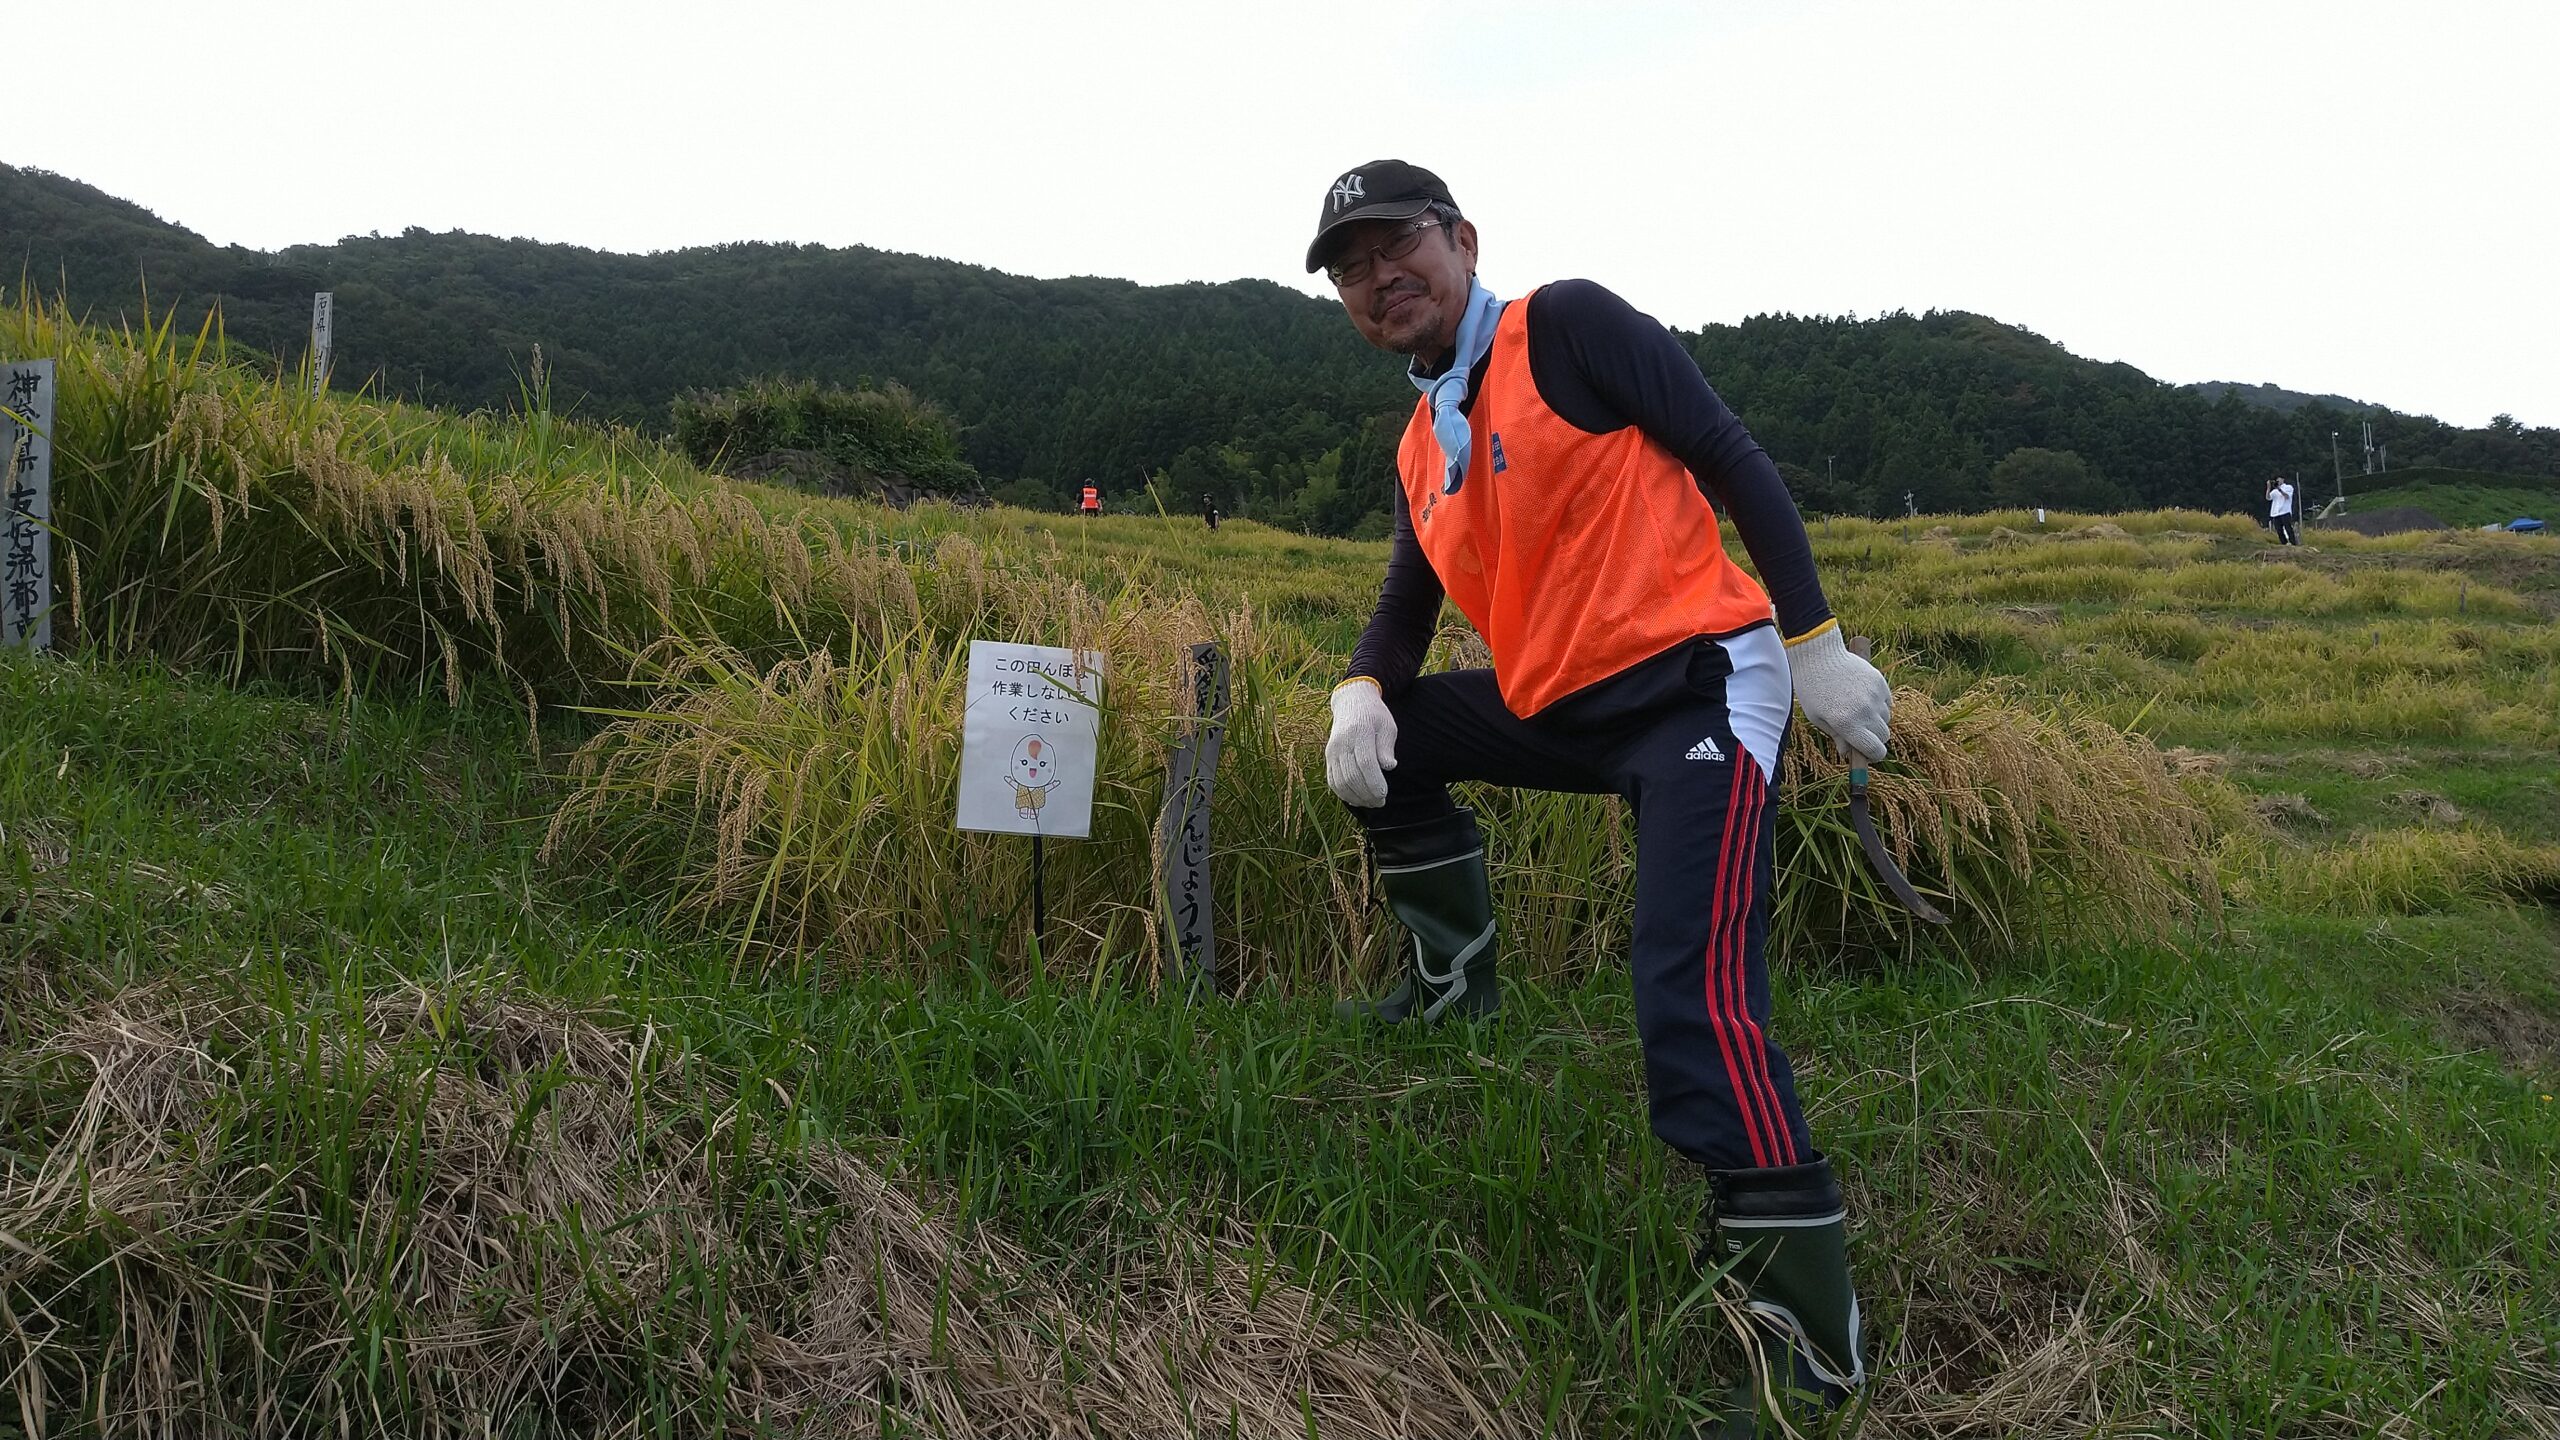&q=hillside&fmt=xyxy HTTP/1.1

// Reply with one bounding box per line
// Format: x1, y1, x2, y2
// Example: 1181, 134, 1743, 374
4, 305, 2558, 1434
2183, 379, 2379, 414
8, 161, 2557, 533
2318, 466, 2560, 530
